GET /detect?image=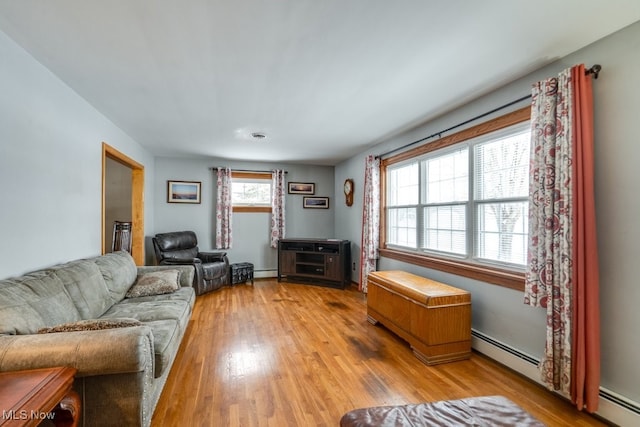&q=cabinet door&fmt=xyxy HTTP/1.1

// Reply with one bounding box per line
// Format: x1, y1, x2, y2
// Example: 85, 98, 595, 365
325, 255, 342, 281
279, 251, 296, 275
